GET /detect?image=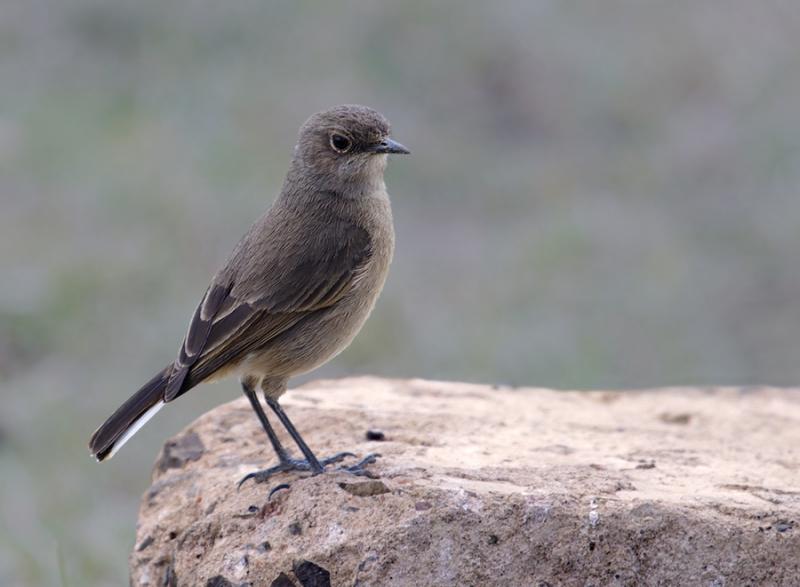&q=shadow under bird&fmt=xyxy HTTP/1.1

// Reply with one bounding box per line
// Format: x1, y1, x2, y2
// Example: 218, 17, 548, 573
89, 105, 409, 486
